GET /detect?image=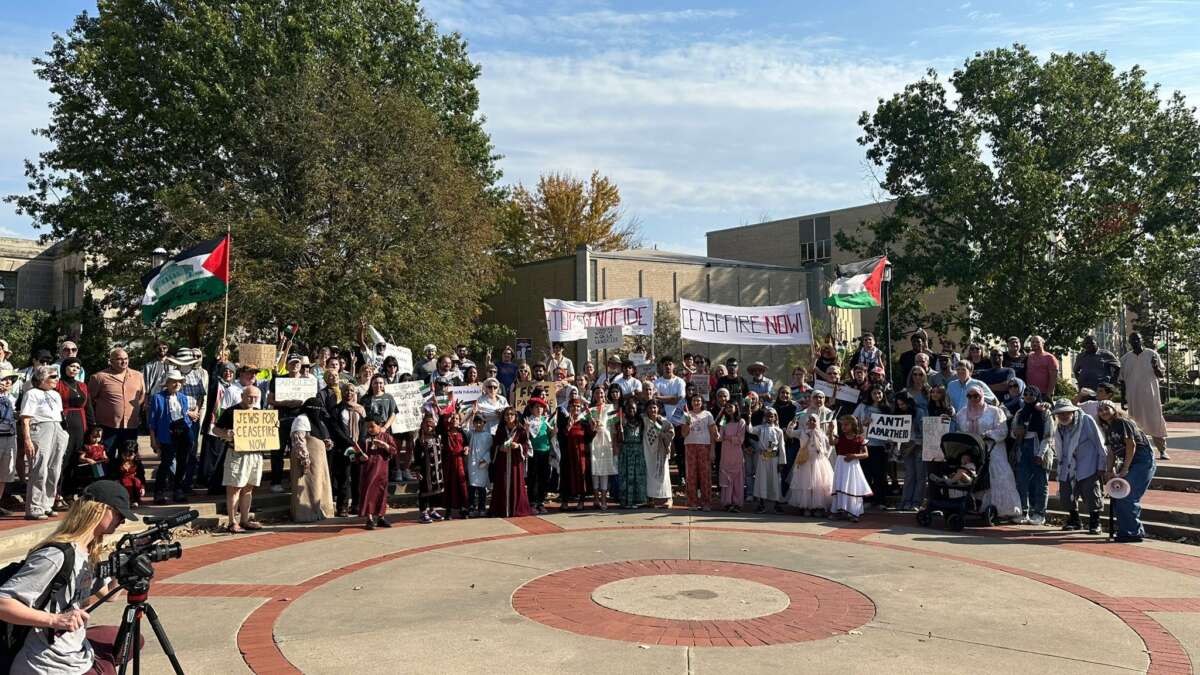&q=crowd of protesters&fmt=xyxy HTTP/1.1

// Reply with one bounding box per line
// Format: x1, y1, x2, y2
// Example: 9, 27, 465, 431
0, 323, 1172, 543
